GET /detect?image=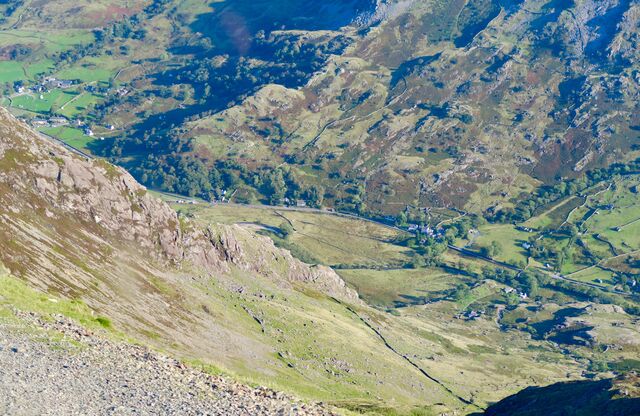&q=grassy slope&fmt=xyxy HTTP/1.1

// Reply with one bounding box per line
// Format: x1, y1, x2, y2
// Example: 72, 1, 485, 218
3, 182, 639, 415
175, 202, 640, 413
172, 202, 413, 268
